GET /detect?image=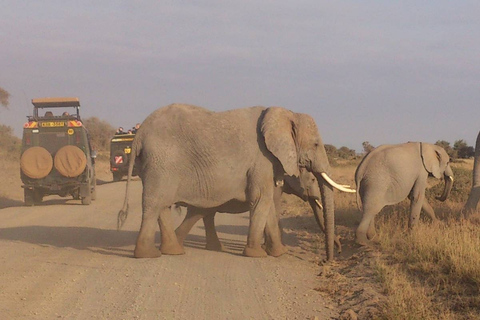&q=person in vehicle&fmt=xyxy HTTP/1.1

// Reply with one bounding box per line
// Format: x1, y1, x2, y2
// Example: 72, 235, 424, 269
132, 123, 141, 134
